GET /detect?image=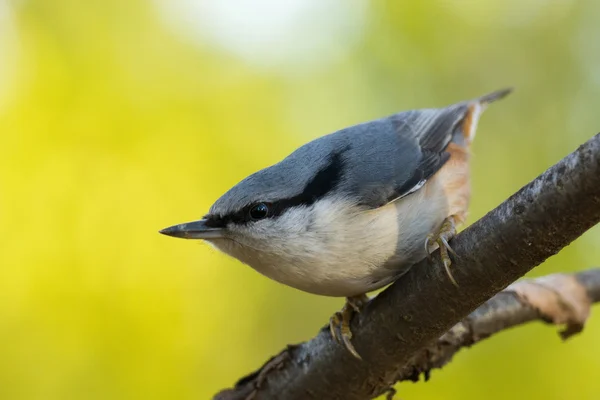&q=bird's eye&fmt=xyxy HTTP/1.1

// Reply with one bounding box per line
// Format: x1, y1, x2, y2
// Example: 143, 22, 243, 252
249, 203, 270, 220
